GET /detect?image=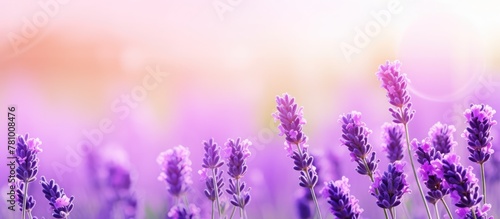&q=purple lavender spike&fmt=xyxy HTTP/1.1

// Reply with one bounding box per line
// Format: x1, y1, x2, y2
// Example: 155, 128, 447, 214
223, 138, 251, 214
428, 122, 457, 155
370, 161, 410, 216
40, 176, 75, 219
321, 176, 363, 219
381, 122, 405, 163
157, 145, 193, 198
